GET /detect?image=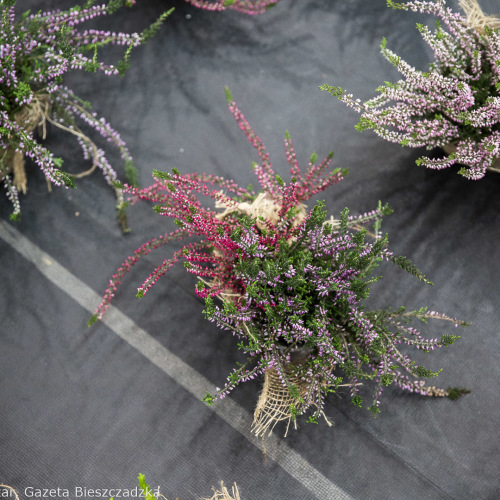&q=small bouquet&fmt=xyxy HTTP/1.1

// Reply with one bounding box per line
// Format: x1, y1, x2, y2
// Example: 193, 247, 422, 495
0, 0, 170, 222
91, 89, 468, 435
321, 0, 500, 179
